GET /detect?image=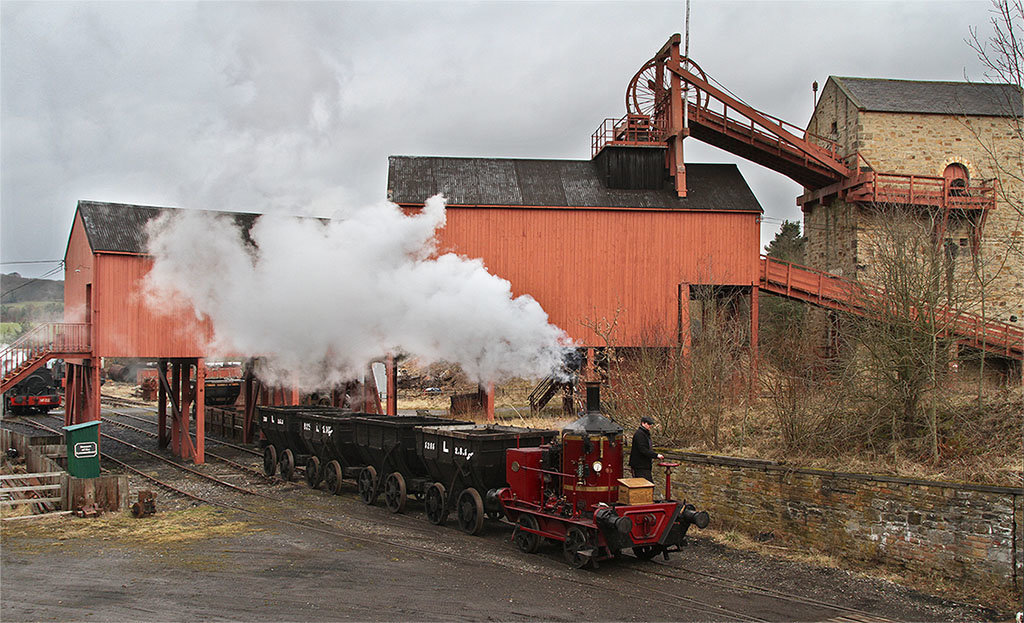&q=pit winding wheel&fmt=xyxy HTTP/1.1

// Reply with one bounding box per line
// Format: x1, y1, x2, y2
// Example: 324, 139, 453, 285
626, 56, 710, 122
